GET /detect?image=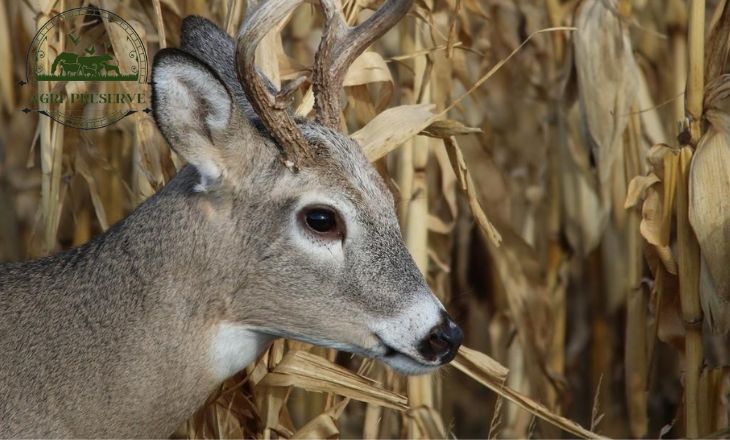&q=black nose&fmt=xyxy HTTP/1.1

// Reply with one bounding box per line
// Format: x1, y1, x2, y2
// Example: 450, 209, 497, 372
418, 314, 464, 363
